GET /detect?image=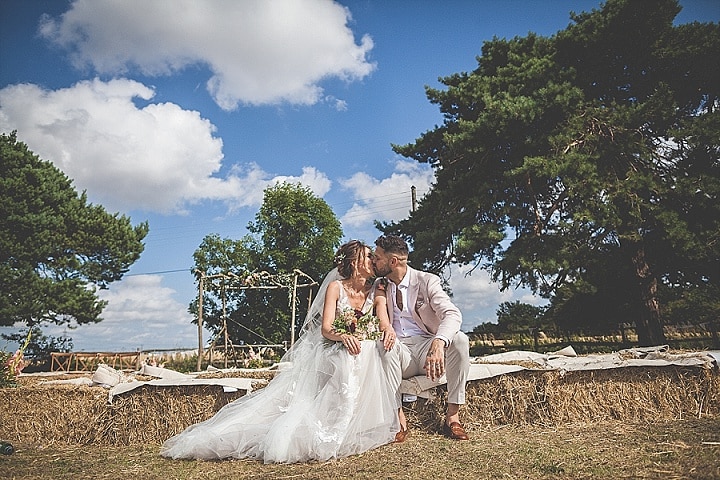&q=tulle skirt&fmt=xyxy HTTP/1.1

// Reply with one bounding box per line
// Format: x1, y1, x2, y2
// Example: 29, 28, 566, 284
161, 339, 399, 463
